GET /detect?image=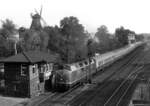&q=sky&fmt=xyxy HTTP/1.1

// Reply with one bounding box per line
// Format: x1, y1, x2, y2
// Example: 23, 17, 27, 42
0, 0, 150, 34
